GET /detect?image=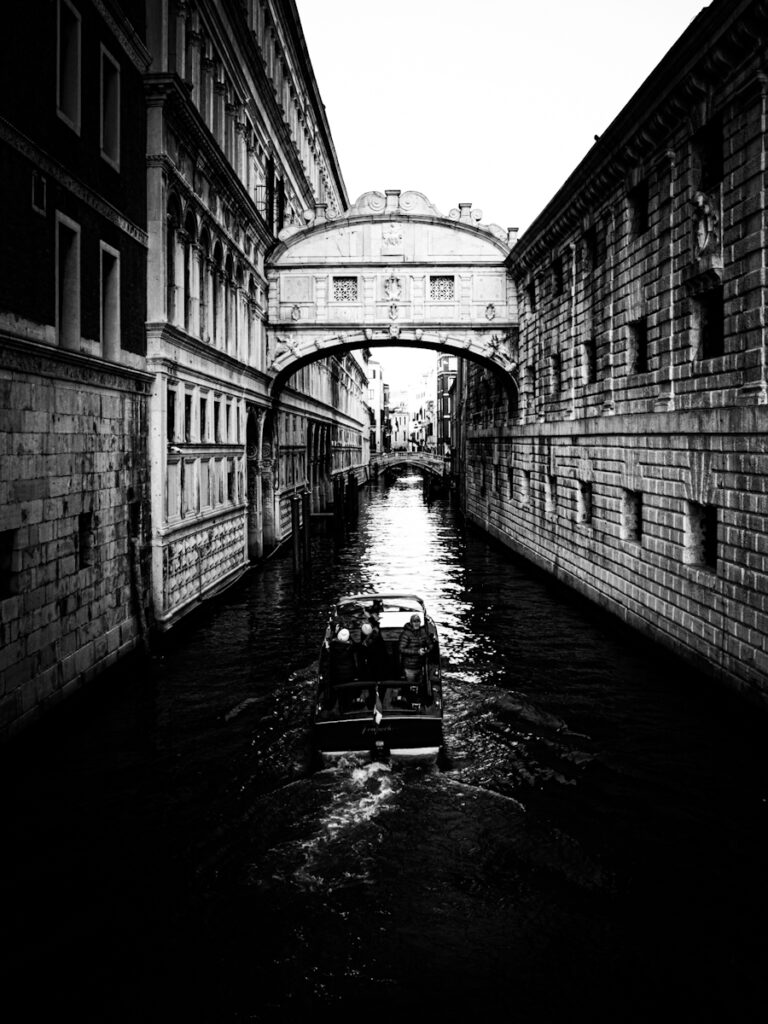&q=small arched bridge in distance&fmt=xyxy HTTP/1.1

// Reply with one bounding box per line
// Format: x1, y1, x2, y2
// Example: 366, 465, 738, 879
371, 451, 450, 479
